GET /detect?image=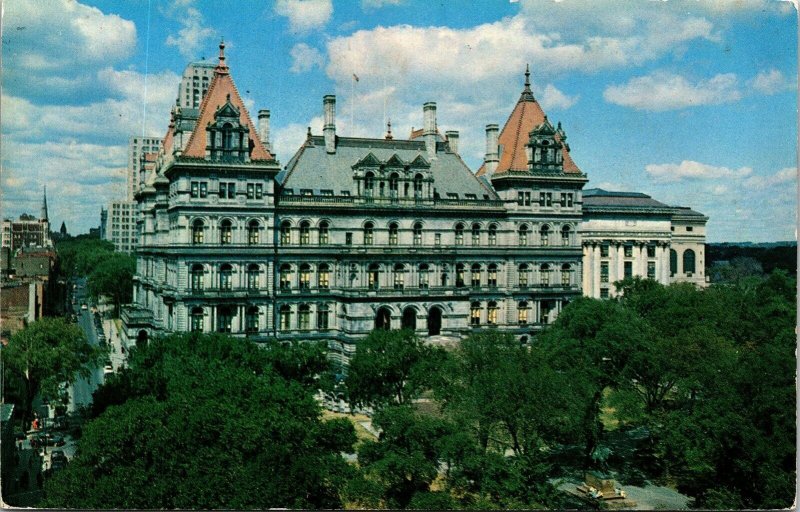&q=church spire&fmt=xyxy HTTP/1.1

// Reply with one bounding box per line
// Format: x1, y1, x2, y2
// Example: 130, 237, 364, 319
215, 38, 229, 75
520, 64, 535, 102
40, 186, 49, 222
